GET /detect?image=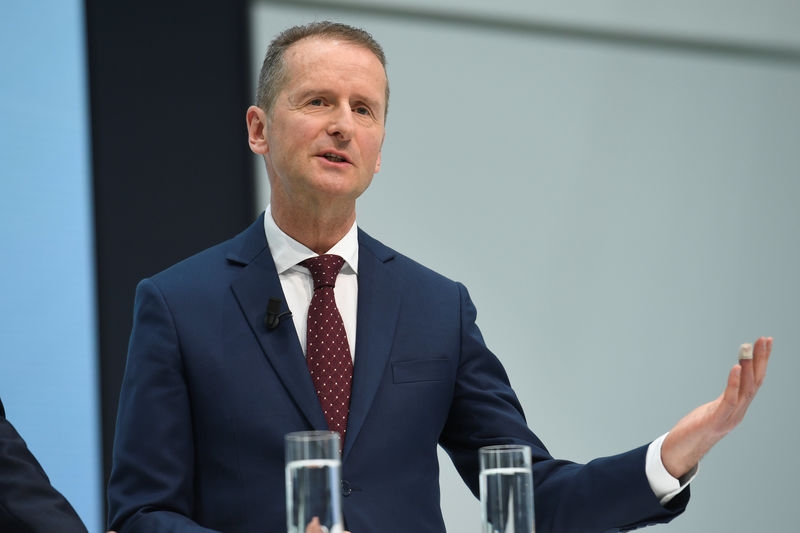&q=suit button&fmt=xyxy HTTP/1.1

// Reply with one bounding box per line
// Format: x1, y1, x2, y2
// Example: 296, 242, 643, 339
341, 479, 352, 497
